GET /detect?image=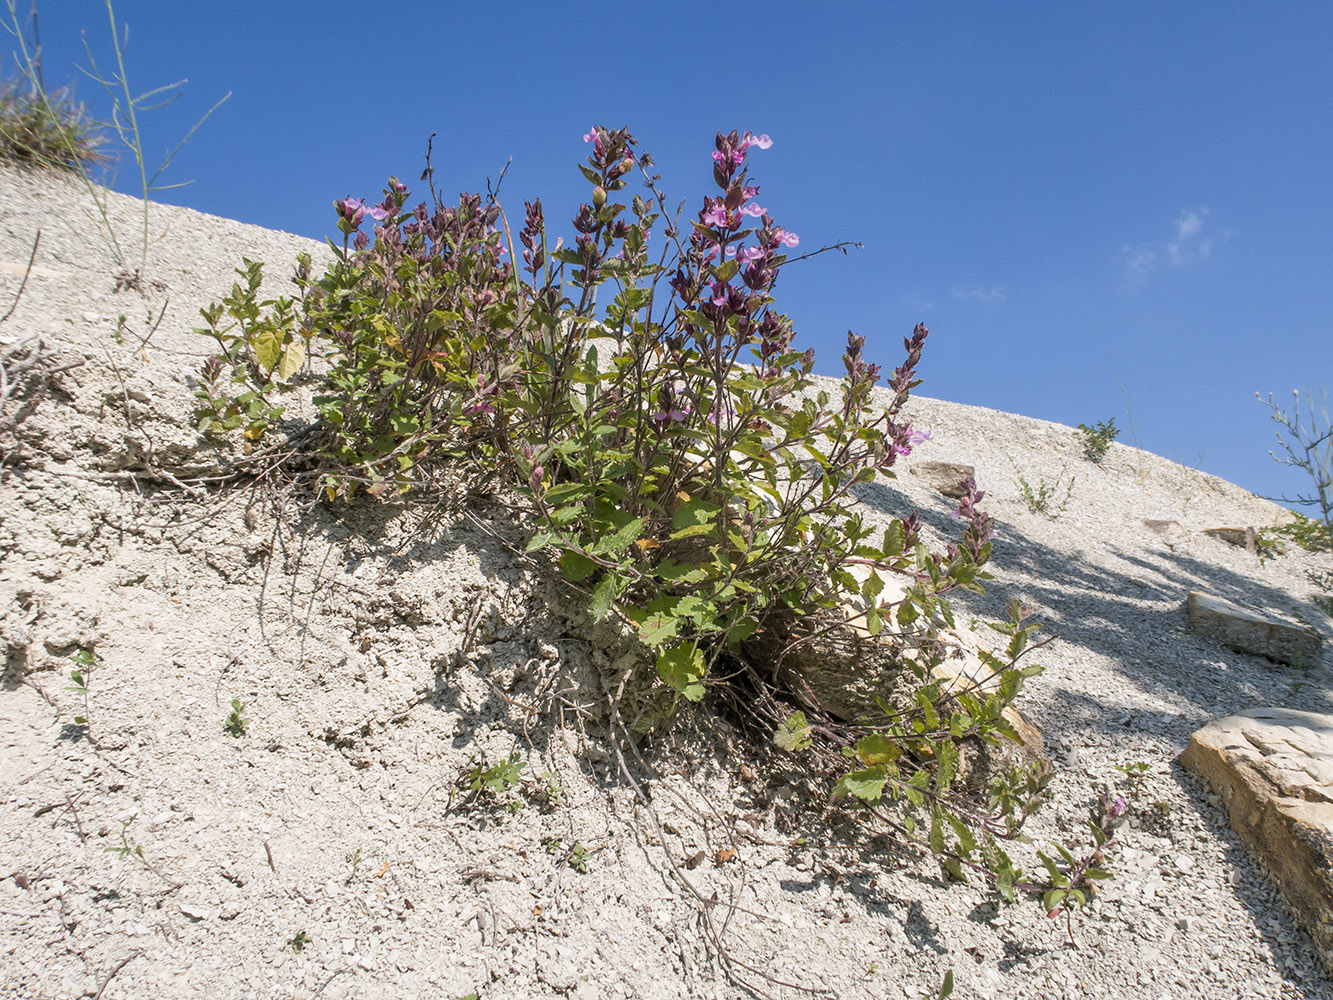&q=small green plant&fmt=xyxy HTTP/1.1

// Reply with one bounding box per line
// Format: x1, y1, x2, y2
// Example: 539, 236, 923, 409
545, 837, 589, 873
286, 930, 311, 953
462, 752, 527, 811
537, 771, 564, 810
223, 698, 247, 737
65, 648, 96, 732
1265, 511, 1332, 555
345, 848, 362, 879
104, 812, 171, 882
1013, 461, 1074, 517
1076, 418, 1119, 463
